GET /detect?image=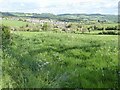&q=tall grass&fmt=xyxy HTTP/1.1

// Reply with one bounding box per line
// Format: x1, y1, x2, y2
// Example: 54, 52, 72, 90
2, 31, 118, 88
